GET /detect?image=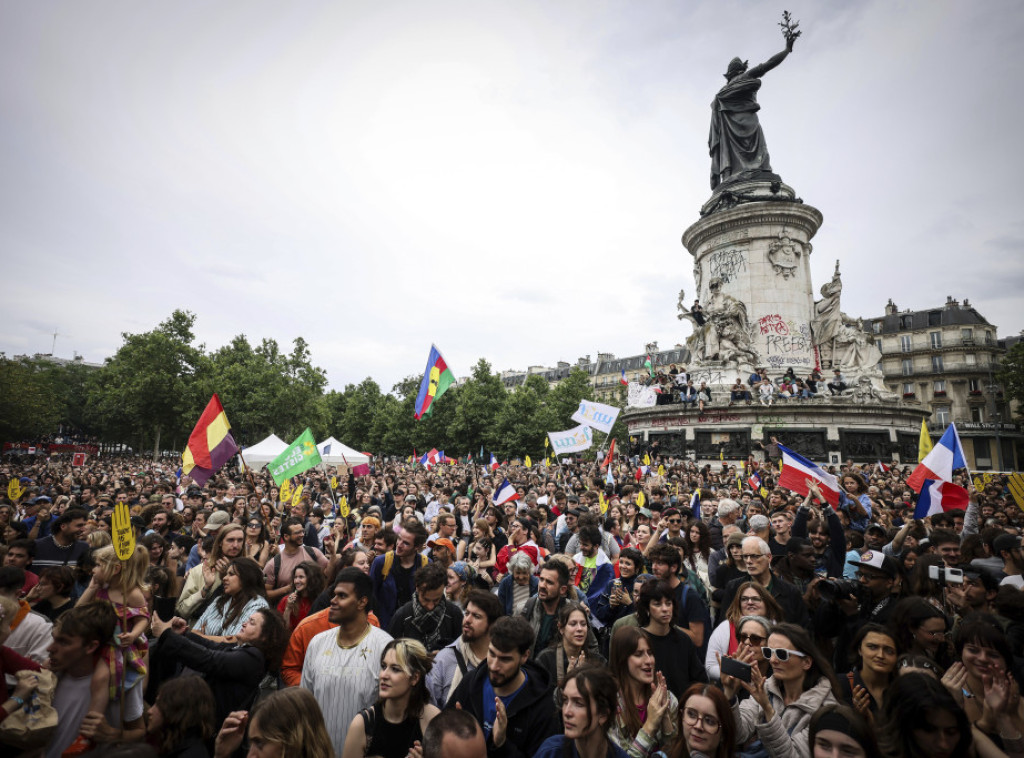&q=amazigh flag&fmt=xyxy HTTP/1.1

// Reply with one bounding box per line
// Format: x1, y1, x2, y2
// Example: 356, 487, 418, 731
414, 344, 455, 420
269, 428, 322, 486
182, 394, 239, 487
